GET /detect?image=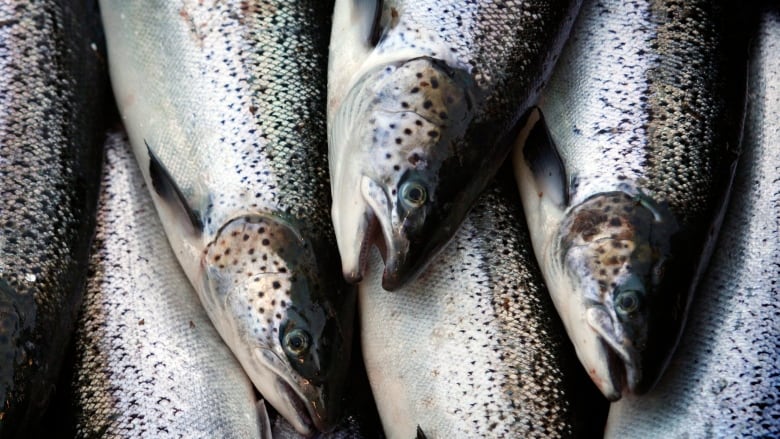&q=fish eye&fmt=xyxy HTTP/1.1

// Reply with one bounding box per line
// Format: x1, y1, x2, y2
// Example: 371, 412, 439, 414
283, 328, 311, 357
615, 289, 641, 315
400, 181, 427, 209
